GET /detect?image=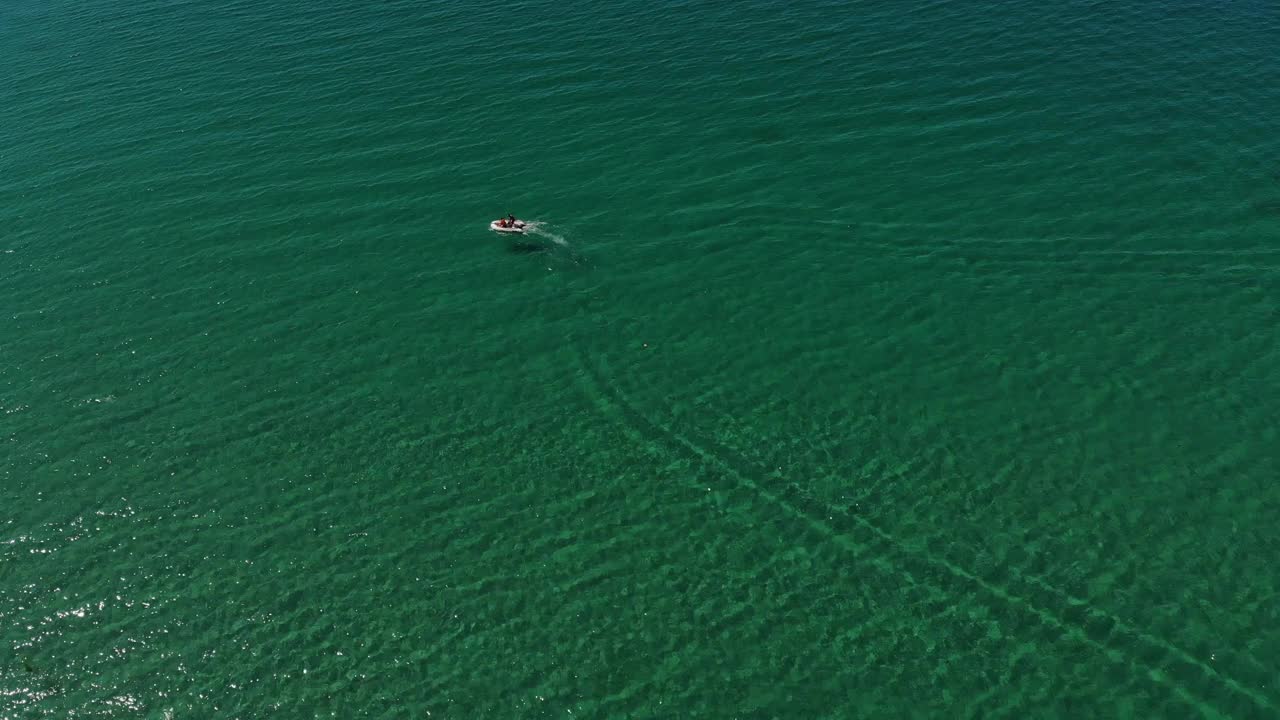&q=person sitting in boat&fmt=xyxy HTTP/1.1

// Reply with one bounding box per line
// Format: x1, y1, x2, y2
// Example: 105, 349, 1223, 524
506, 213, 518, 227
